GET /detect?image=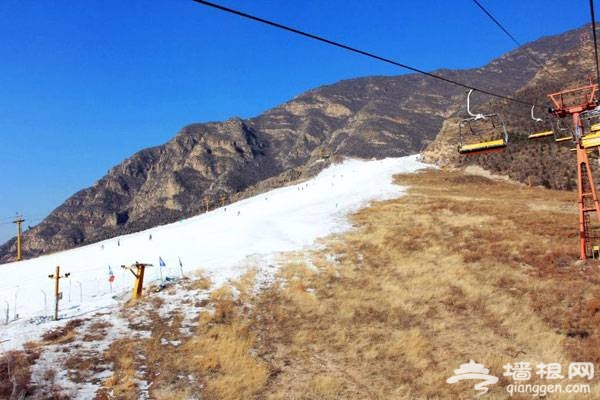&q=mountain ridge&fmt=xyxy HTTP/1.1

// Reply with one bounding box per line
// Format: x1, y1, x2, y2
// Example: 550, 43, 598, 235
0, 24, 590, 262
